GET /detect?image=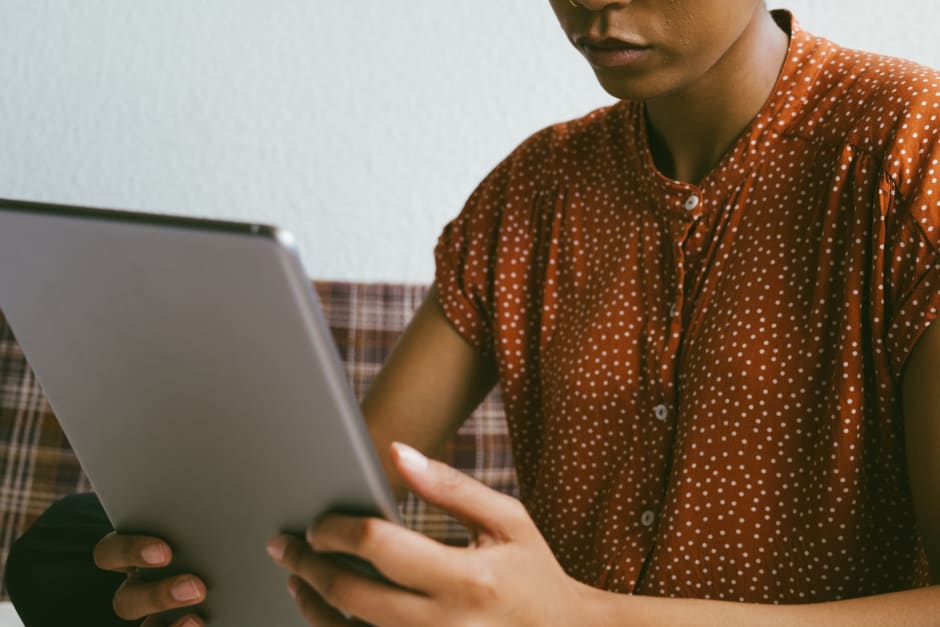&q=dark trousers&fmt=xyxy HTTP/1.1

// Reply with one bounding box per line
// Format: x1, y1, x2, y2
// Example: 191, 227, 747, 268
4, 493, 137, 626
